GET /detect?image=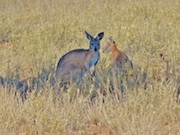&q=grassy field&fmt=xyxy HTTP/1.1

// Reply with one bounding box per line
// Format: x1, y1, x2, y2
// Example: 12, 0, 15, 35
0, 0, 180, 134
